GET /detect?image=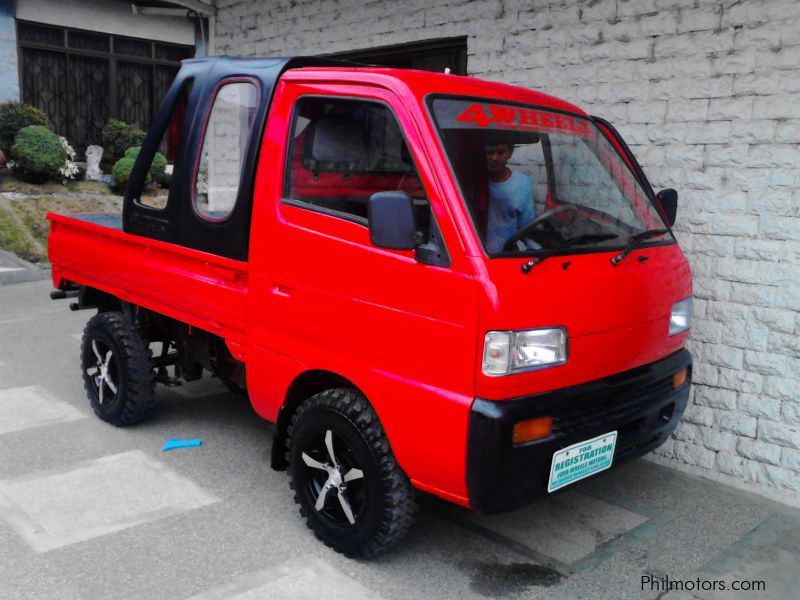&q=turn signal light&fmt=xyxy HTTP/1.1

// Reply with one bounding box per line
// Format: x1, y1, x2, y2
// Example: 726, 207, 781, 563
512, 416, 553, 445
672, 368, 688, 389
